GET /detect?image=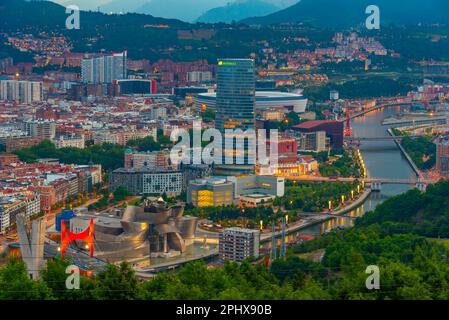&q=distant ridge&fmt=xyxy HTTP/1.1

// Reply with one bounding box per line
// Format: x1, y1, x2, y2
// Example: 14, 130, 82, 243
241, 0, 449, 27
0, 0, 188, 30
197, 0, 279, 24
